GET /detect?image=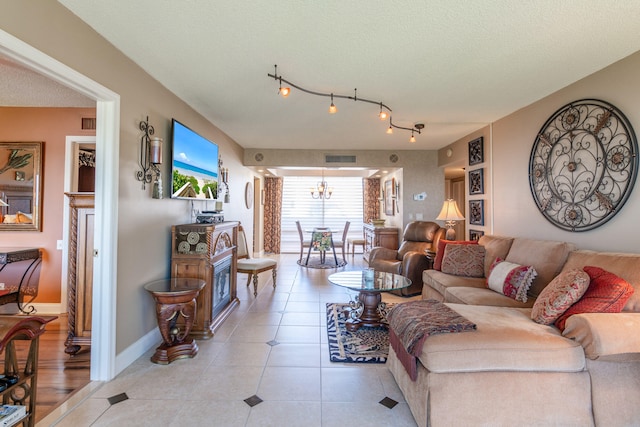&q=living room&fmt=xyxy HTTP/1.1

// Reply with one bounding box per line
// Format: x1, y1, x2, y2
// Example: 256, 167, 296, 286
1, 1, 640, 425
